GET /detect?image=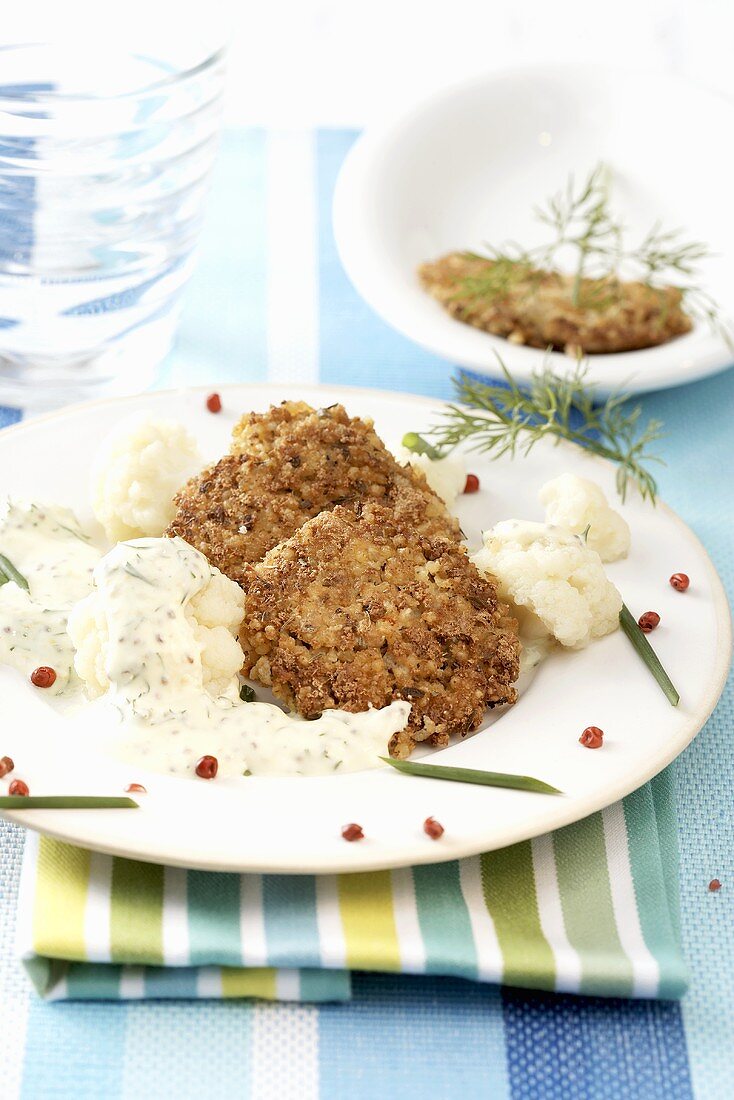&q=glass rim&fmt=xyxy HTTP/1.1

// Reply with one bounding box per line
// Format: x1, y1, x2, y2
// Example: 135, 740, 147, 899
0, 41, 227, 103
